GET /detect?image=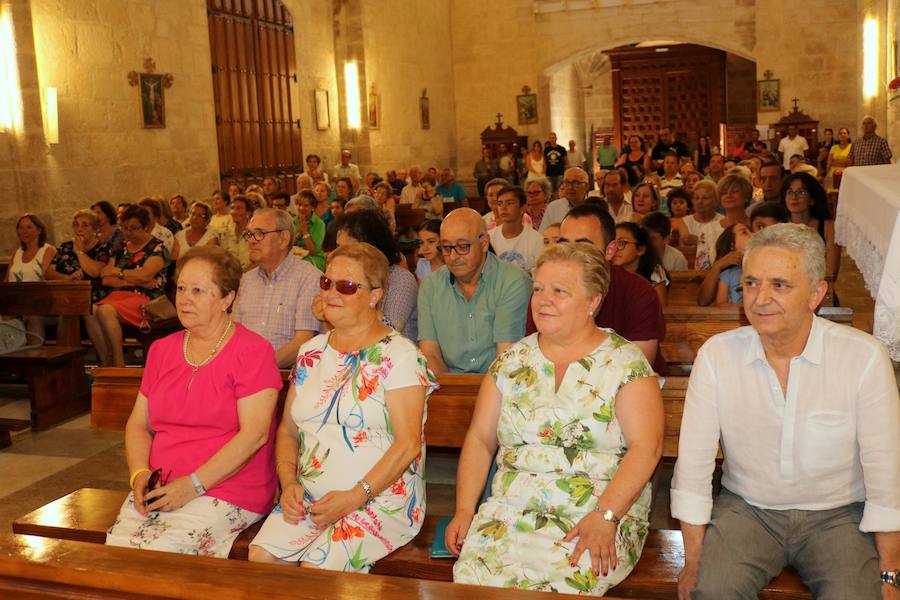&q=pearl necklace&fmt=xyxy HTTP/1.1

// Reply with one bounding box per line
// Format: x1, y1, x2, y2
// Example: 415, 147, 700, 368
183, 320, 233, 389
